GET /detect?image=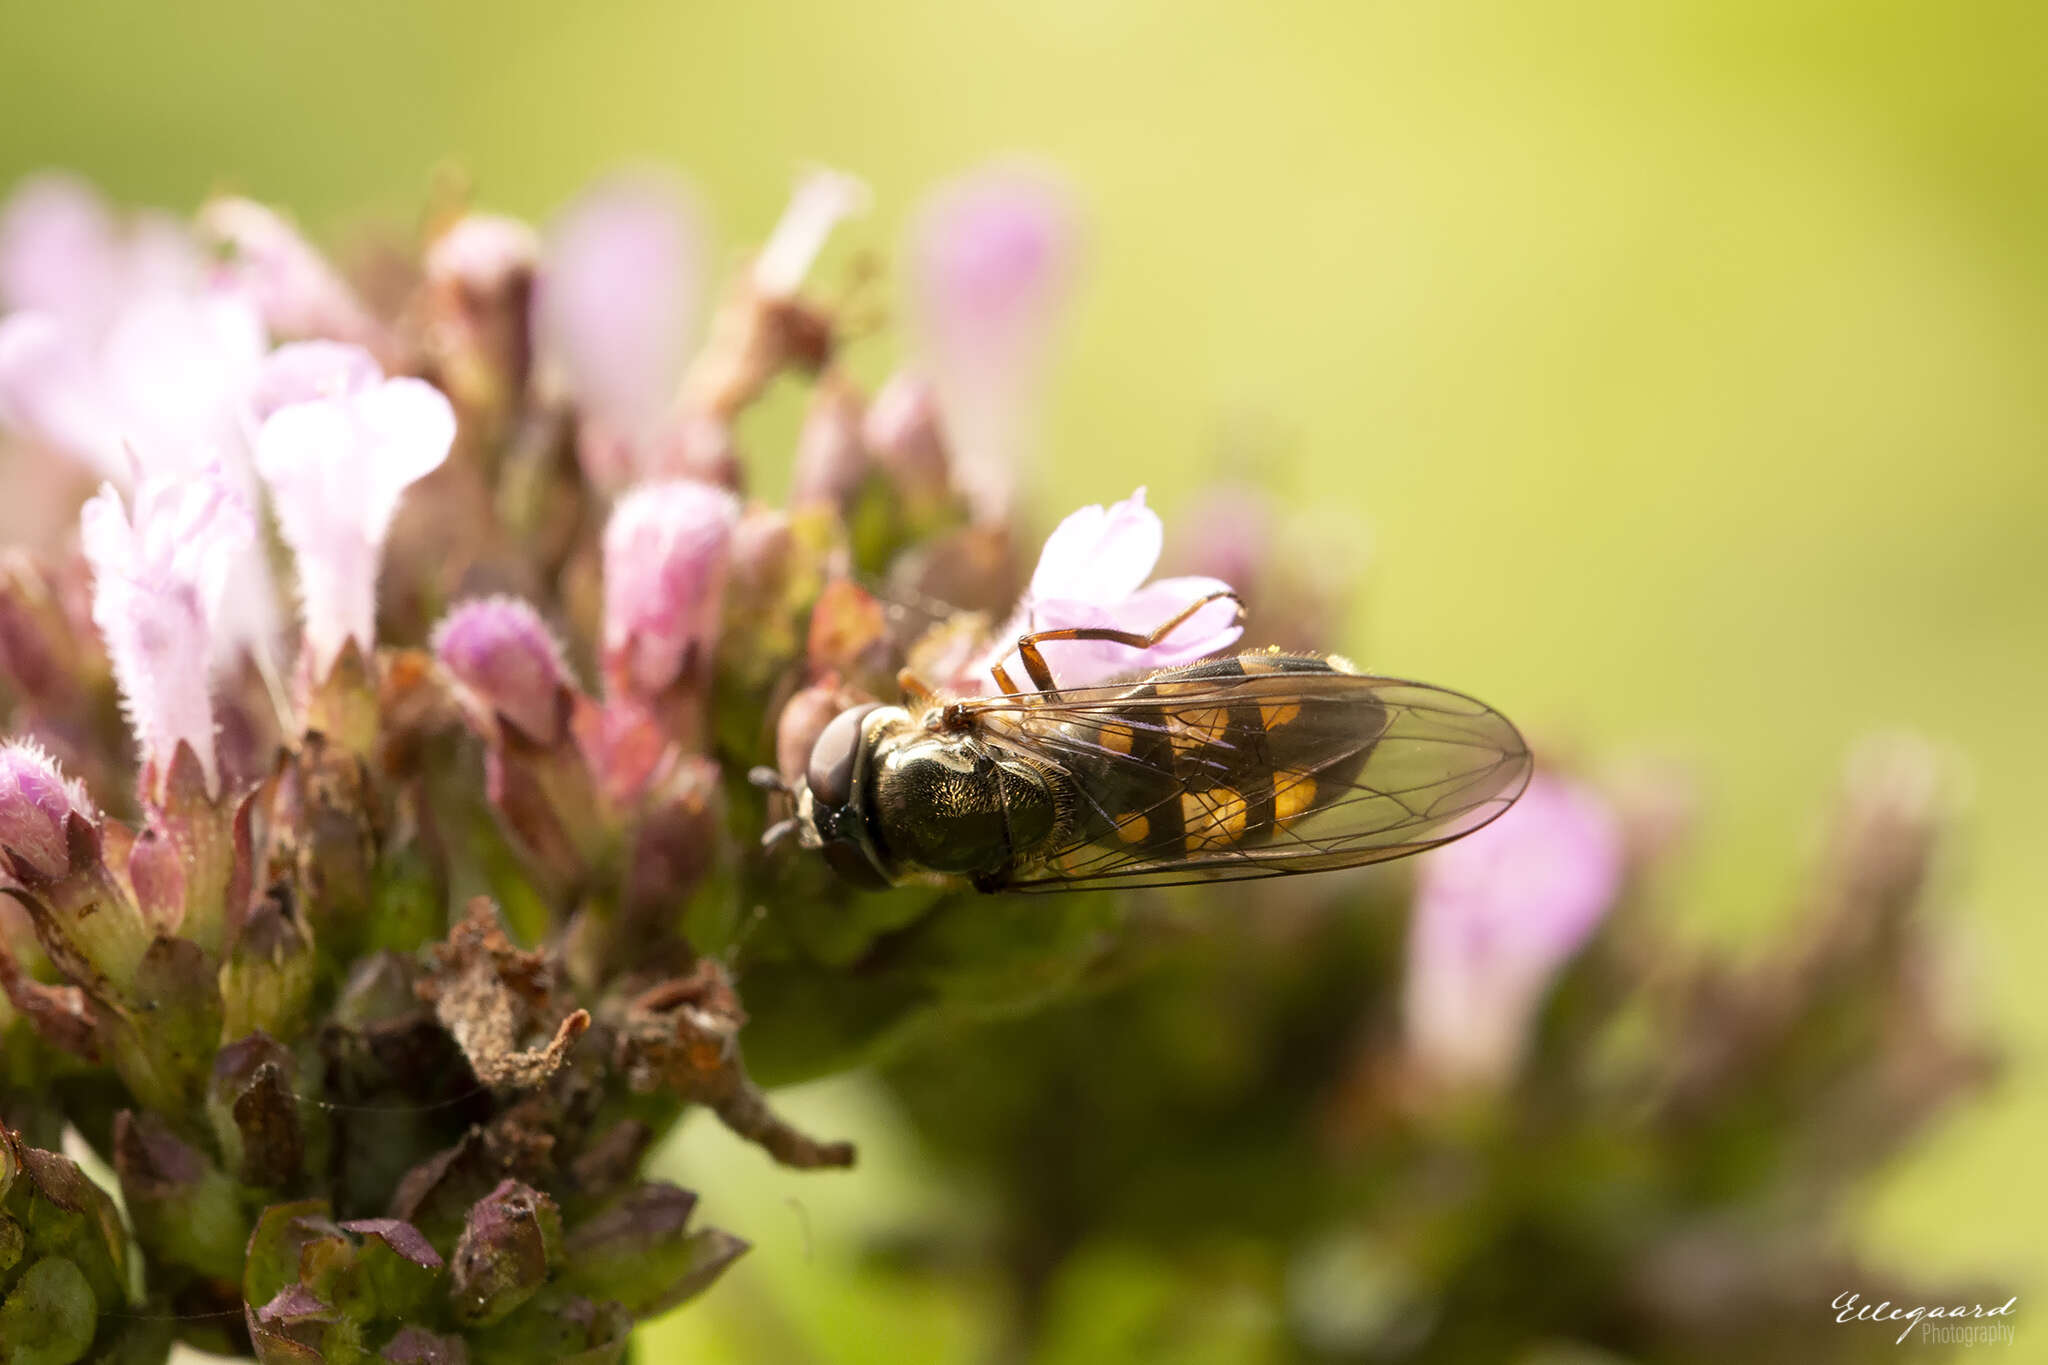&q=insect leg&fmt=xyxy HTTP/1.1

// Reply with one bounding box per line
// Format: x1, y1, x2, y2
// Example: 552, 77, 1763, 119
897, 668, 939, 706
1011, 590, 1245, 694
